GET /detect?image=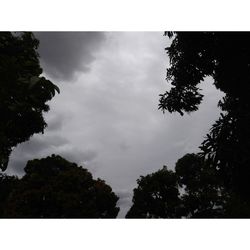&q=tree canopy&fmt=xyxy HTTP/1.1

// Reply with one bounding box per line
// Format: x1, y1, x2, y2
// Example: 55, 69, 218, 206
126, 153, 250, 218
158, 32, 250, 203
2, 155, 120, 218
0, 32, 59, 171
126, 166, 181, 218
175, 154, 224, 218
0, 174, 18, 217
